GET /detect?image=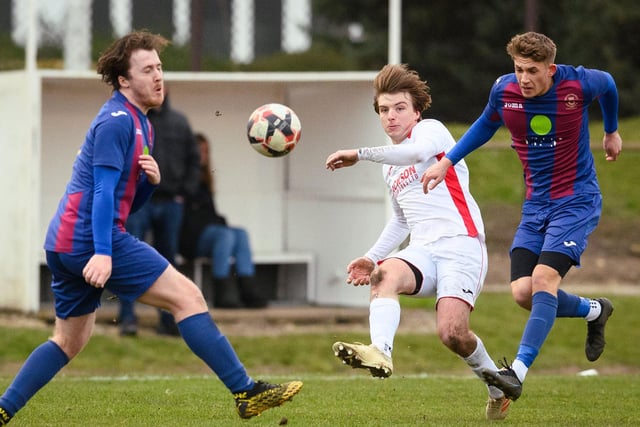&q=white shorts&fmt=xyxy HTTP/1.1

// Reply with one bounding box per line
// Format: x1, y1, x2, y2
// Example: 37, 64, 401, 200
387, 235, 487, 308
